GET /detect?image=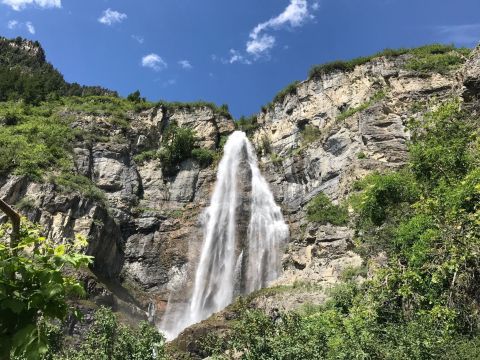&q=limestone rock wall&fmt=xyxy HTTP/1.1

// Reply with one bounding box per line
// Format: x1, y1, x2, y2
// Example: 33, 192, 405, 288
2, 48, 478, 328
250, 53, 459, 294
